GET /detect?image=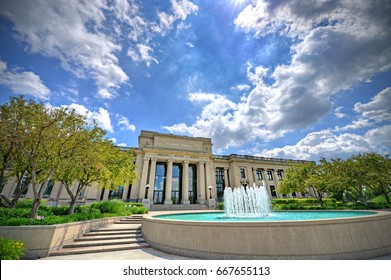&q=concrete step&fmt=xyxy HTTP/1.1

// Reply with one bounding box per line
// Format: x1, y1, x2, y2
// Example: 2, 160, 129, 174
48, 216, 150, 257
74, 233, 143, 242
63, 237, 146, 248
49, 243, 150, 256
84, 229, 141, 236
114, 220, 142, 224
